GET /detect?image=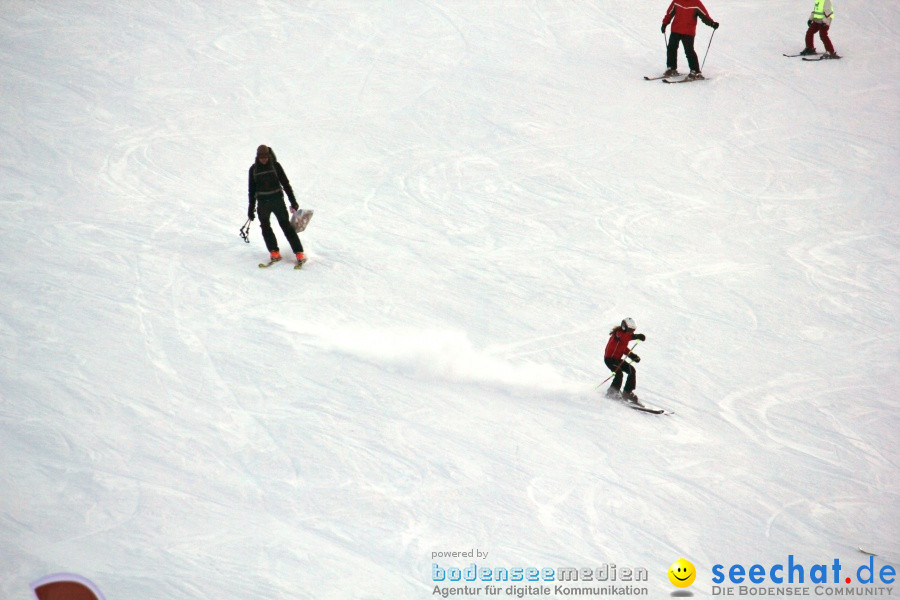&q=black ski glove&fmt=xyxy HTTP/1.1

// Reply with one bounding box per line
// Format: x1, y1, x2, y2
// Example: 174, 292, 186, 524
712, 21, 719, 29
661, 23, 667, 34
628, 353, 641, 363
807, 19, 812, 26
290, 202, 299, 212
634, 333, 646, 341
248, 207, 255, 221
